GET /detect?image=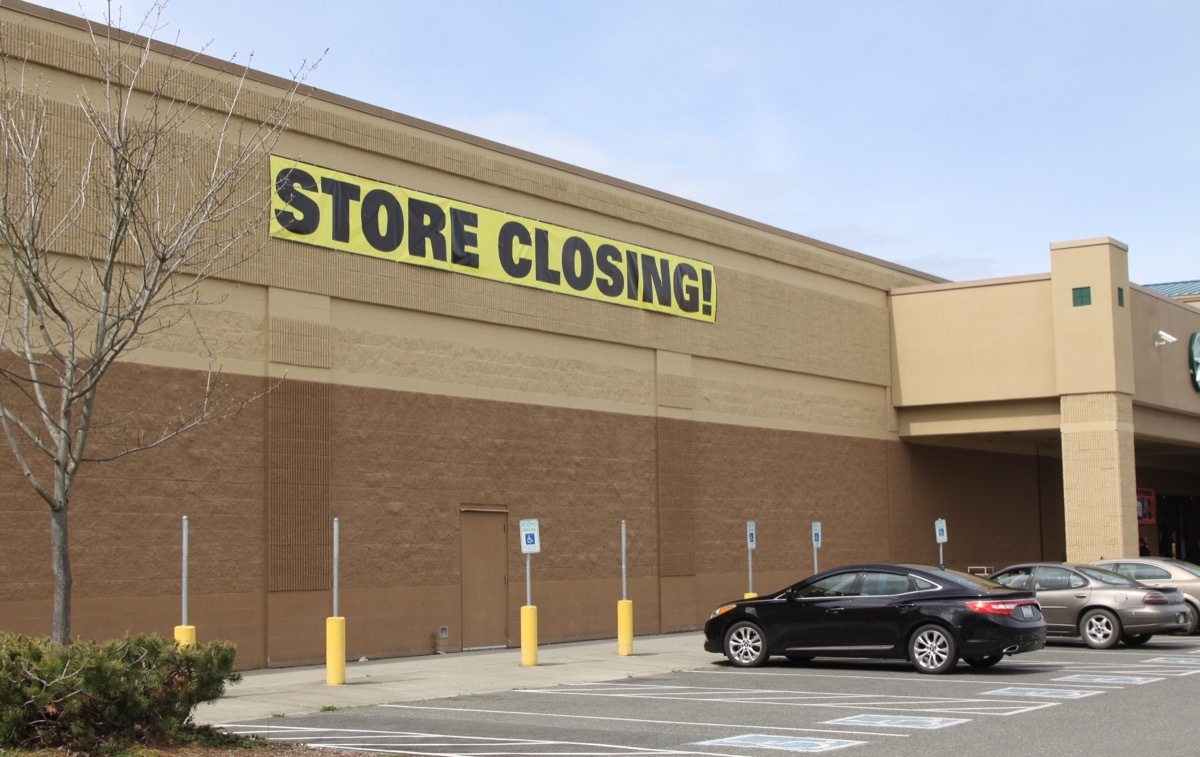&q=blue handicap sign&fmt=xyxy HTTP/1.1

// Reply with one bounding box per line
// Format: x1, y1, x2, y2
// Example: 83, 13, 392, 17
525, 533, 535, 545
